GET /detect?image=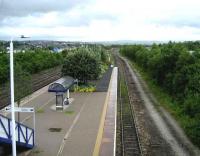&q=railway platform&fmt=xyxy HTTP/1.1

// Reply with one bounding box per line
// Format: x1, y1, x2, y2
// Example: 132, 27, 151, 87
93, 67, 118, 156
0, 67, 118, 156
